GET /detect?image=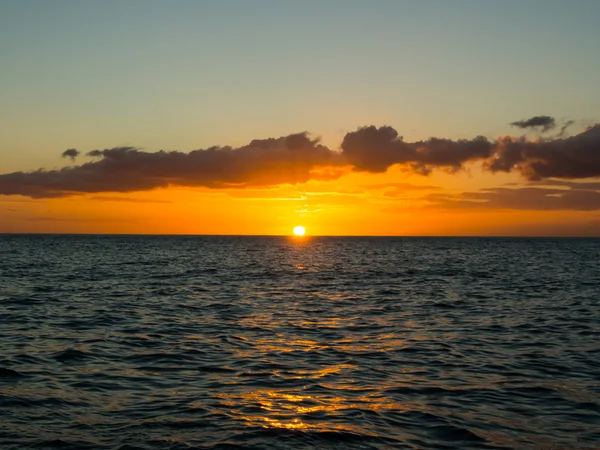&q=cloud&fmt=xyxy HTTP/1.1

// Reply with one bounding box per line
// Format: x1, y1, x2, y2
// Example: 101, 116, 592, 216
340, 121, 600, 180
485, 124, 600, 179
21, 215, 141, 223
61, 148, 80, 161
0, 134, 340, 198
224, 189, 307, 201
428, 186, 600, 211
528, 179, 600, 190
340, 126, 493, 174
557, 120, 575, 138
363, 182, 441, 198
484, 219, 600, 237
0, 117, 599, 198
510, 115, 556, 132
0, 197, 40, 203
360, 182, 440, 190
89, 196, 173, 203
